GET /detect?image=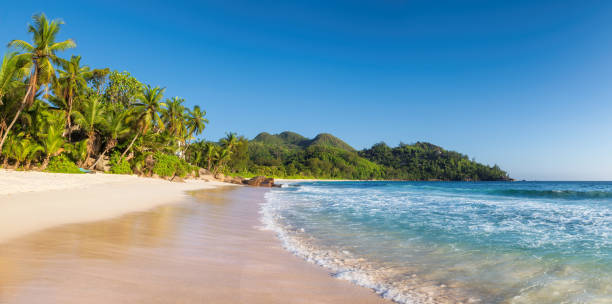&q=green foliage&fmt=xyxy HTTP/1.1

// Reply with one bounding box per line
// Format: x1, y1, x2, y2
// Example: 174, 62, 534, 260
152, 153, 193, 178
359, 142, 510, 181
103, 71, 143, 107
109, 152, 132, 174
46, 154, 82, 173
65, 139, 88, 165
189, 131, 510, 181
